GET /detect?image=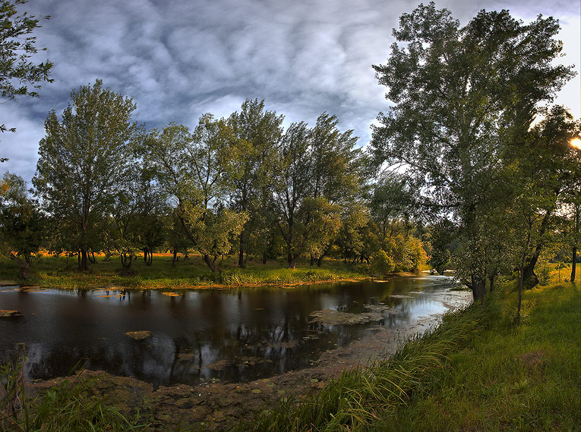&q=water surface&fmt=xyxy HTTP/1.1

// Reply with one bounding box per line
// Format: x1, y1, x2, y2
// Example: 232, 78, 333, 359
0, 276, 464, 386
